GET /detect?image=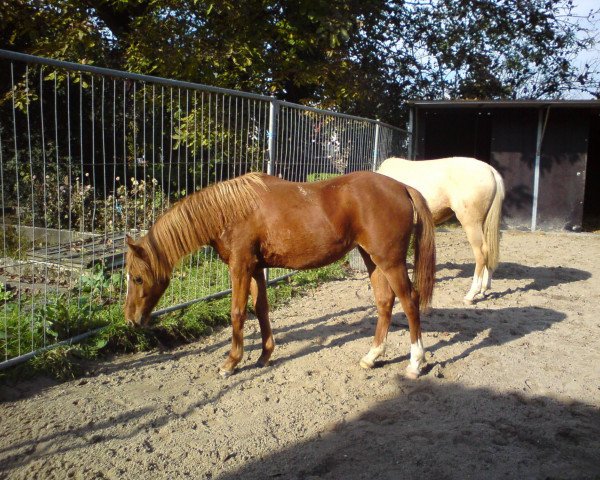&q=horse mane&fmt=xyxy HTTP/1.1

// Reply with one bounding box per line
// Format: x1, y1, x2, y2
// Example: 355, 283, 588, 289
127, 172, 267, 281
